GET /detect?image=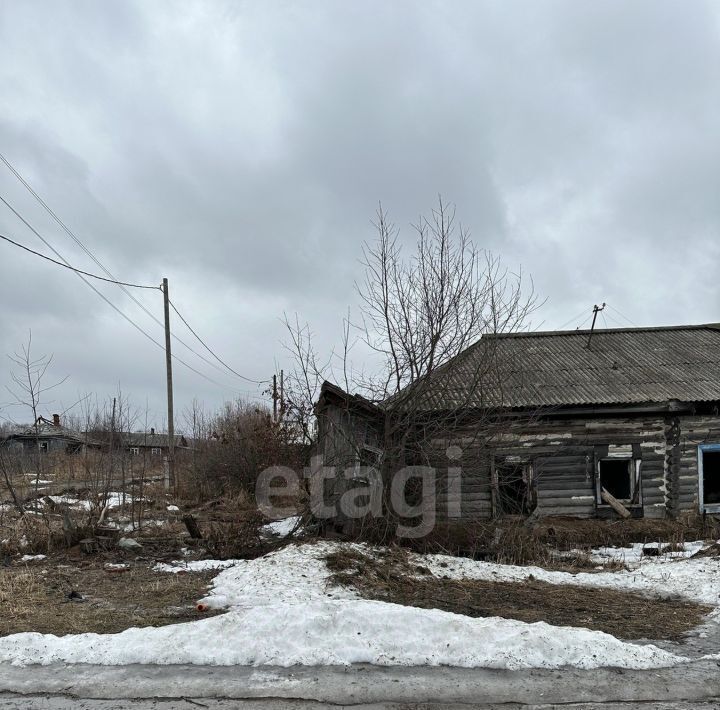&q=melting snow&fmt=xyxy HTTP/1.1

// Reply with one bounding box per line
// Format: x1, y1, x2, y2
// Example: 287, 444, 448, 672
260, 516, 300, 538
1, 540, 717, 670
